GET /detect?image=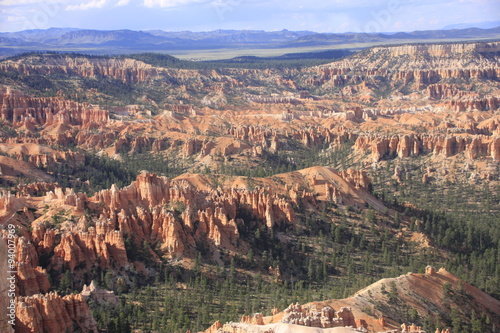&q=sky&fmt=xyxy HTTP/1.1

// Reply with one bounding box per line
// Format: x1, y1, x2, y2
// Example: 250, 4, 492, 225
0, 0, 499, 33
